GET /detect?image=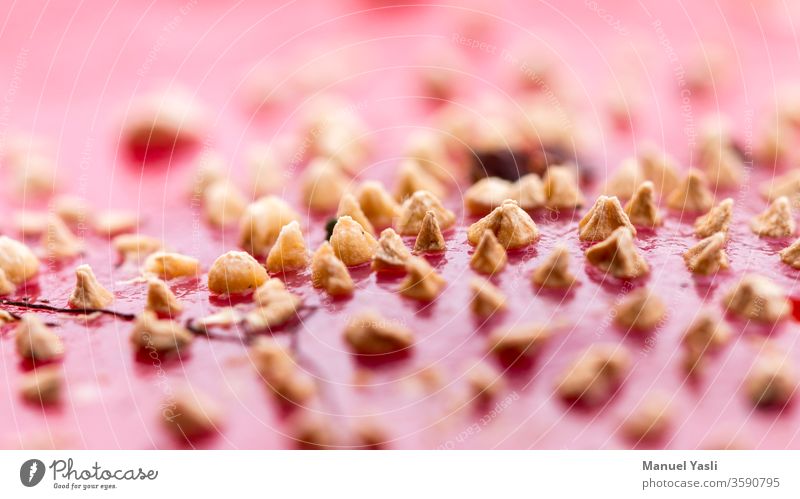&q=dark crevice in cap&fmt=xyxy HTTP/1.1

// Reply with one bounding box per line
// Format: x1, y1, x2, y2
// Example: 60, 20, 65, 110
469, 144, 595, 185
